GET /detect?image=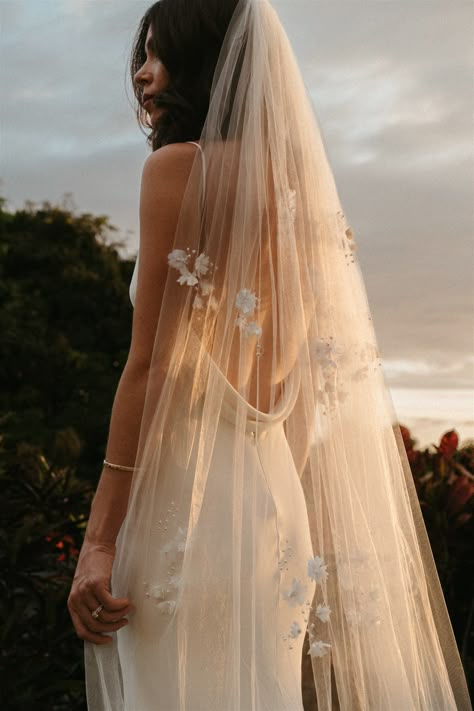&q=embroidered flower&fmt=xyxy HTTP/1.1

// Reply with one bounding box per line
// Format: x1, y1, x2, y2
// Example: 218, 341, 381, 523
150, 584, 167, 601
194, 253, 210, 276
161, 526, 188, 557
168, 248, 218, 313
168, 574, 182, 591
244, 320, 262, 337
193, 293, 204, 310
235, 314, 248, 330
310, 338, 345, 370
157, 600, 176, 615
200, 280, 215, 296
289, 621, 302, 639
336, 210, 358, 264
282, 577, 307, 607
307, 640, 331, 658
307, 555, 328, 584
178, 270, 199, 287
315, 603, 331, 623
234, 288, 262, 341
168, 249, 190, 271
334, 549, 385, 629
235, 288, 257, 315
